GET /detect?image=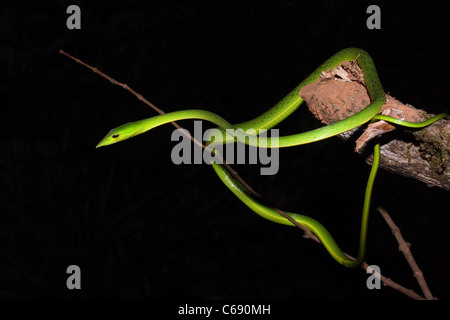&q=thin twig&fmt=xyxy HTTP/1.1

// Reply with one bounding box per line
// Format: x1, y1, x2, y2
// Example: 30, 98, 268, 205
377, 207, 436, 300
276, 206, 427, 300
60, 50, 426, 299
360, 261, 425, 300
273, 208, 320, 243
59, 50, 261, 198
